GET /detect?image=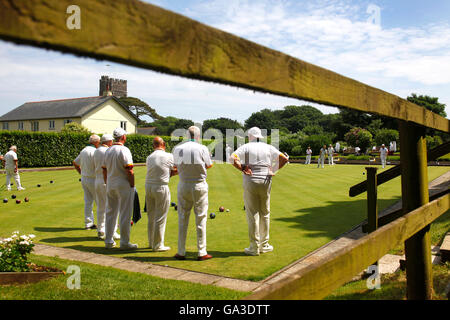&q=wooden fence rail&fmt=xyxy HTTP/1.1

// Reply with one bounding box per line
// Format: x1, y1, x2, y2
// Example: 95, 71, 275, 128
245, 194, 449, 300
0, 0, 449, 132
